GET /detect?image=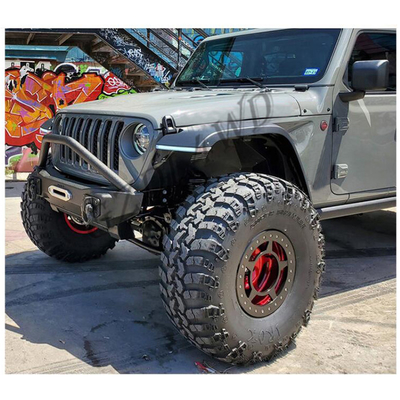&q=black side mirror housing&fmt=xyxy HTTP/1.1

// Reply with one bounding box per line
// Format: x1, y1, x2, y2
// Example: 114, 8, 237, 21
352, 60, 389, 91
340, 59, 389, 102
